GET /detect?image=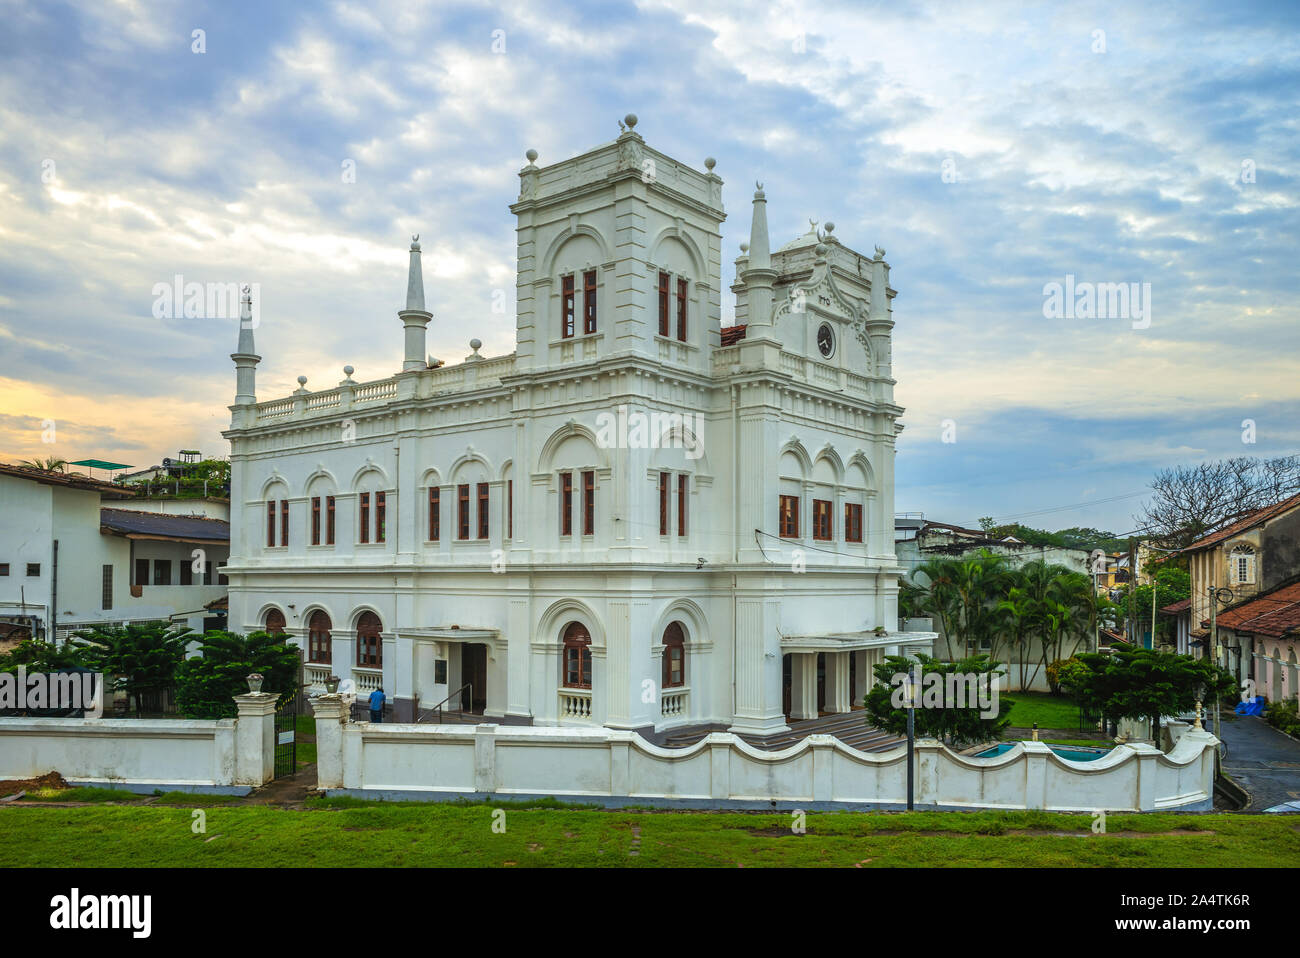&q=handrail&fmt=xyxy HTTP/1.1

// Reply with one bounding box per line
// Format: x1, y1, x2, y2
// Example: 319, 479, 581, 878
418, 683, 472, 723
